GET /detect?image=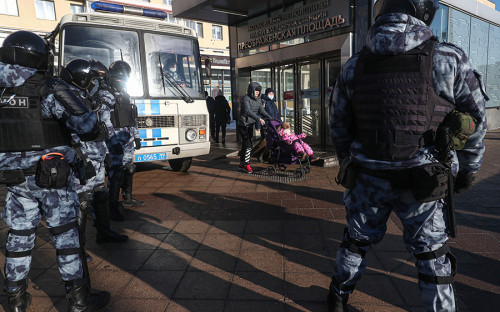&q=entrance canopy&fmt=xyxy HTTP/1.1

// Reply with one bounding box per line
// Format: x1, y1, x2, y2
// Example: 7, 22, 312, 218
173, 0, 303, 25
